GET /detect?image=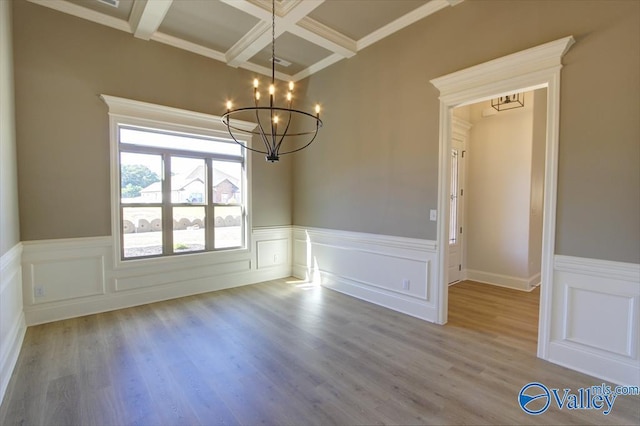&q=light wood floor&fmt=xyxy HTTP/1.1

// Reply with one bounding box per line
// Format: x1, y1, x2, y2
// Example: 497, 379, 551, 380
1, 279, 638, 425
